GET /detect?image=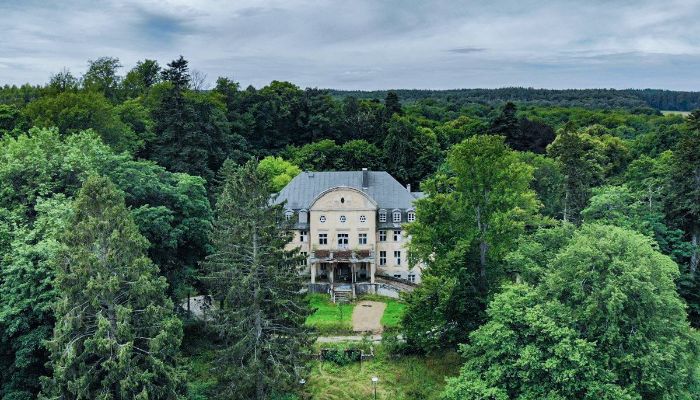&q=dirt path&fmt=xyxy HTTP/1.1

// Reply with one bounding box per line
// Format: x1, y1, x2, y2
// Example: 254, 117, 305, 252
352, 301, 386, 333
